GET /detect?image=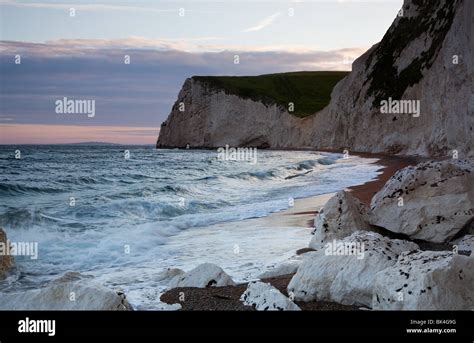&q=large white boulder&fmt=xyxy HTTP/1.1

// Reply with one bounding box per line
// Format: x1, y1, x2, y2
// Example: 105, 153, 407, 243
0, 281, 133, 310
240, 281, 300, 311
288, 231, 418, 307
0, 228, 14, 280
370, 159, 474, 243
372, 250, 474, 310
309, 191, 372, 250
168, 263, 236, 288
